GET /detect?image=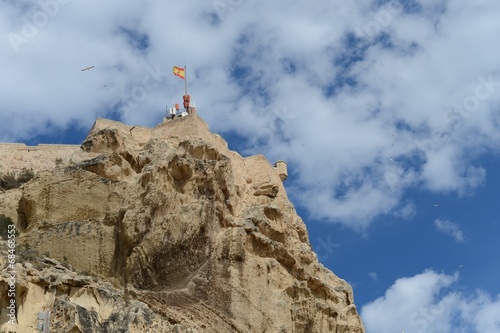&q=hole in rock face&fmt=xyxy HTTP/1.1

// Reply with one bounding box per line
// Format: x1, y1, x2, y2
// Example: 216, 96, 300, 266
121, 151, 146, 173
17, 197, 34, 232
263, 207, 282, 222
168, 157, 193, 181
